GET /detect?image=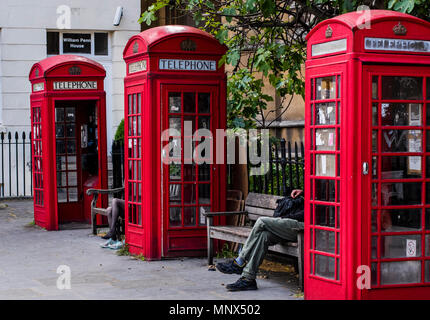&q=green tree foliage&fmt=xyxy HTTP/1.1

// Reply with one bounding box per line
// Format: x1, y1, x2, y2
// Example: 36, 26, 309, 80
141, 0, 428, 128
114, 119, 124, 142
